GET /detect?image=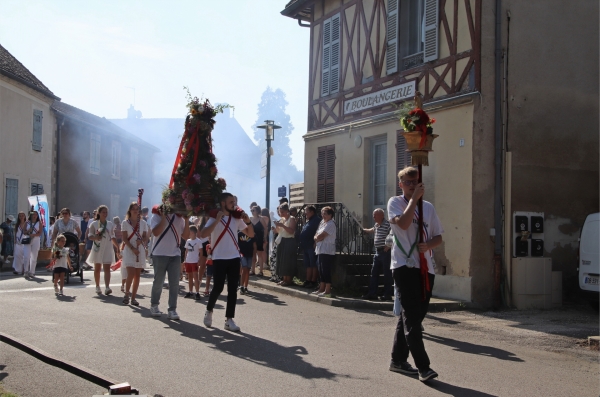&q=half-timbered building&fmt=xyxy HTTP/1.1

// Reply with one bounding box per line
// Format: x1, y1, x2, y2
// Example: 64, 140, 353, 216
282, 0, 599, 308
